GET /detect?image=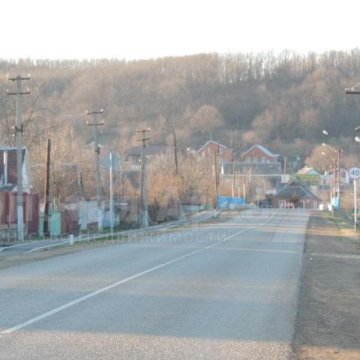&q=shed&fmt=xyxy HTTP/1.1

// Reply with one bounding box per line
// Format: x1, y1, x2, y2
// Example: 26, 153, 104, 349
272, 179, 320, 209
